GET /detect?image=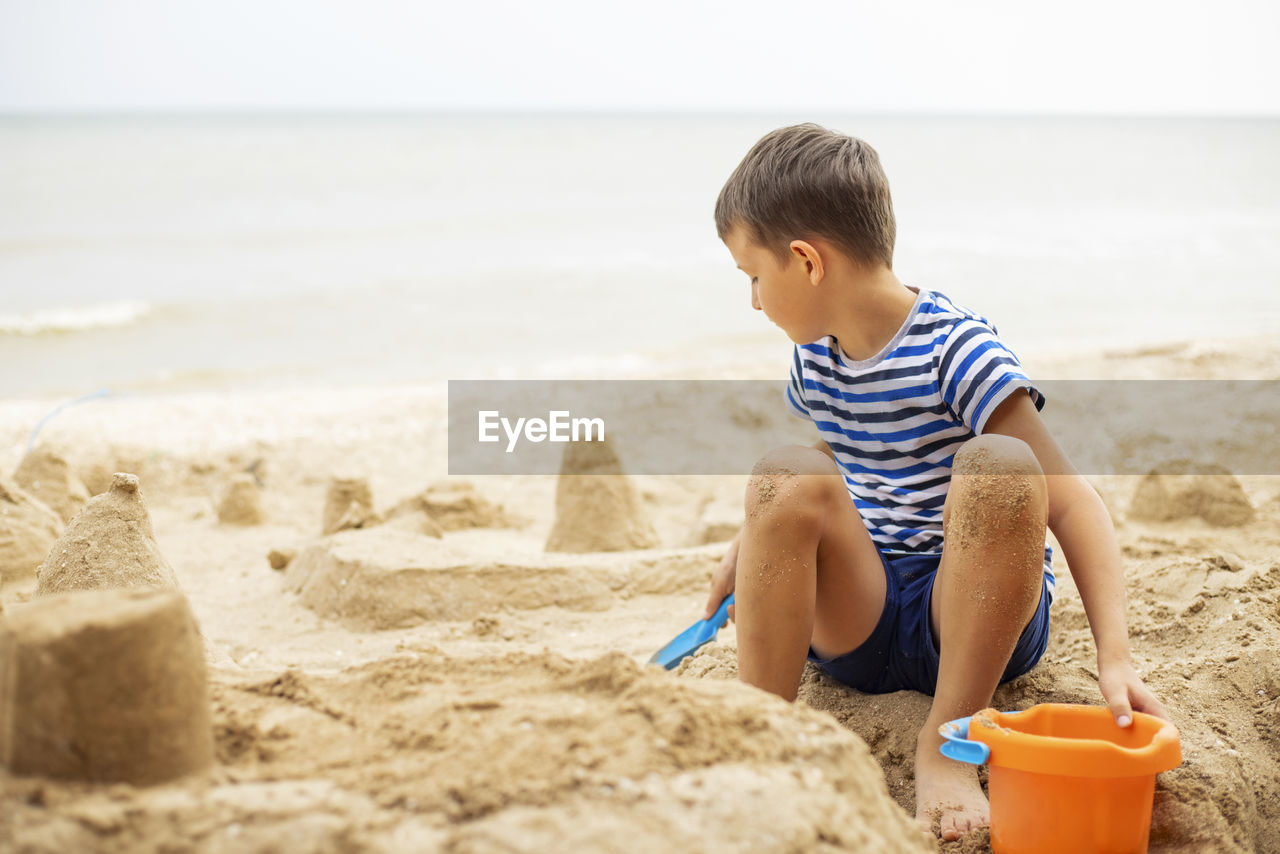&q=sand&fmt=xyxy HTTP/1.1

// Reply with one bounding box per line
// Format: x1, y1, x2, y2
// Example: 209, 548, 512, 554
0, 475, 62, 587
12, 446, 90, 524
1129, 463, 1256, 527
387, 480, 519, 533
0, 334, 1277, 852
